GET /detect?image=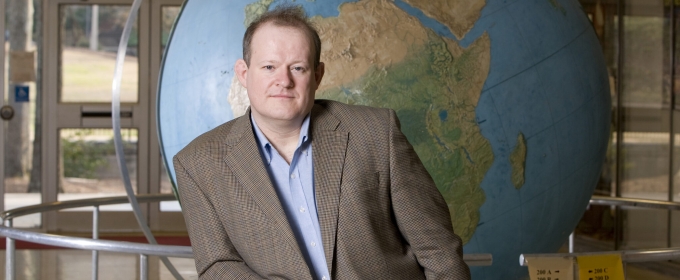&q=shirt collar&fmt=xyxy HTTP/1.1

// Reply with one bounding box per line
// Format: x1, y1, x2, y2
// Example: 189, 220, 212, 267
251, 113, 311, 165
